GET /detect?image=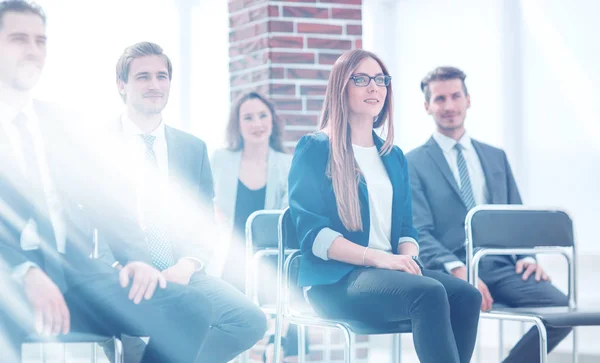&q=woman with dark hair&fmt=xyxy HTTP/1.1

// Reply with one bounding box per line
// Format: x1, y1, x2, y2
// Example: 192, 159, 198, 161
209, 92, 302, 362
287, 49, 482, 363
210, 91, 290, 289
